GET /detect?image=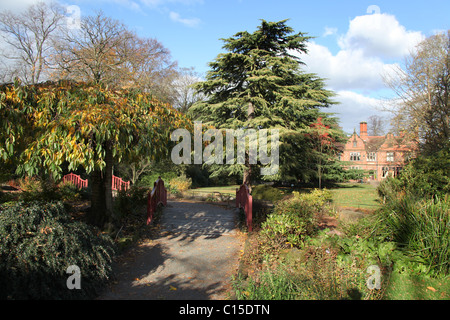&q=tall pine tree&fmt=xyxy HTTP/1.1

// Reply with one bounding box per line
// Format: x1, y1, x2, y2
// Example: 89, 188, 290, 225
190, 19, 336, 186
